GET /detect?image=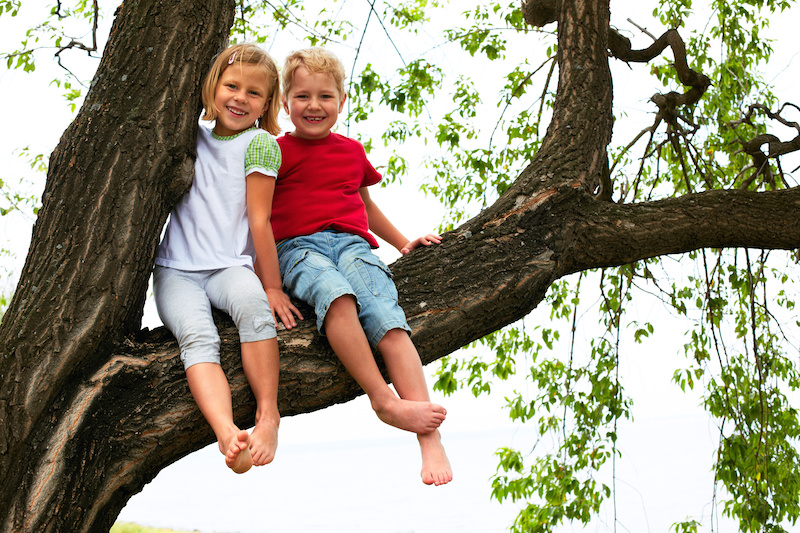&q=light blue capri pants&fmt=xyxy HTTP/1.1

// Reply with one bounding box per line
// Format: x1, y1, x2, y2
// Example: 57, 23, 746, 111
277, 231, 411, 347
153, 265, 277, 370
